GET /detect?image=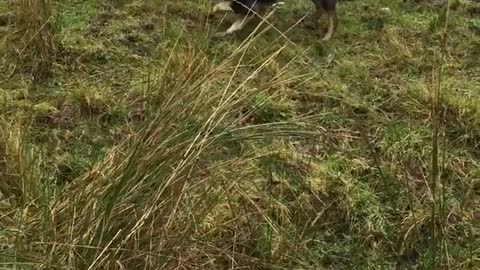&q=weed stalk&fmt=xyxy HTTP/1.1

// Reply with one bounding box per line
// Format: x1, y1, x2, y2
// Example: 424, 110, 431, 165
429, 0, 451, 268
